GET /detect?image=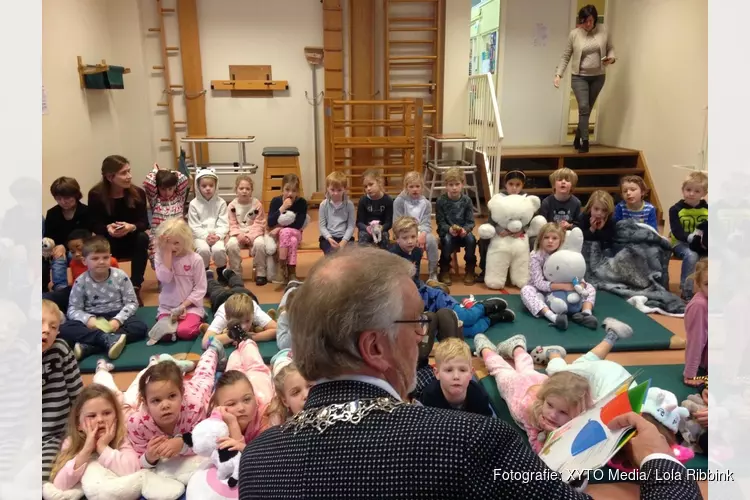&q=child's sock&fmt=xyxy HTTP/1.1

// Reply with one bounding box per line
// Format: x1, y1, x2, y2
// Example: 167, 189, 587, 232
581, 309, 592, 316
604, 330, 619, 347
602, 317, 634, 344
543, 310, 557, 323
96, 359, 114, 372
